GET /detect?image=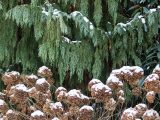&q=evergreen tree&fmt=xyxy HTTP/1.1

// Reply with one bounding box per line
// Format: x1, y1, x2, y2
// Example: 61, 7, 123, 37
0, 0, 160, 85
